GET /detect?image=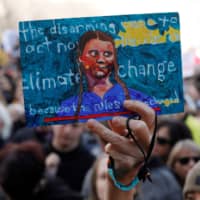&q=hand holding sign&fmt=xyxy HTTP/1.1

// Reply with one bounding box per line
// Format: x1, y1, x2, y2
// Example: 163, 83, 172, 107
87, 100, 155, 184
